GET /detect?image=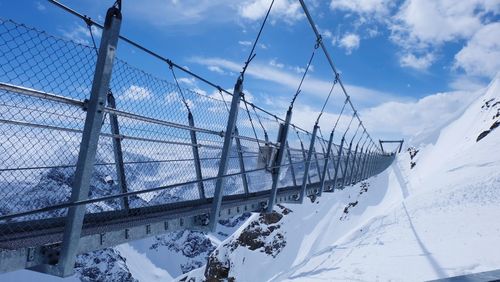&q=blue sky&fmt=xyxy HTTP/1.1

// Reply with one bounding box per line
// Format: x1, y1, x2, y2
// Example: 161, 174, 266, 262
1, 0, 499, 141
